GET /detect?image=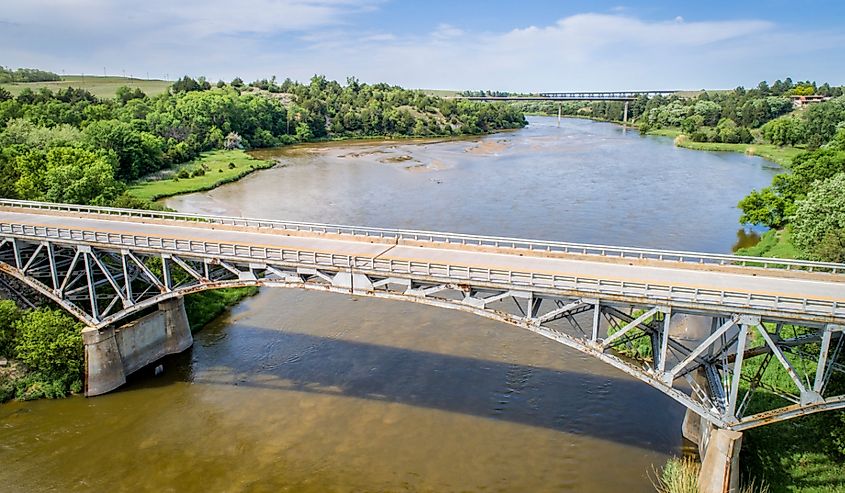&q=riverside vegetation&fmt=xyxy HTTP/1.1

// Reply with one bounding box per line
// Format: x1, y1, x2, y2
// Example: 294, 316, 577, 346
0, 69, 526, 402
515, 78, 844, 166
